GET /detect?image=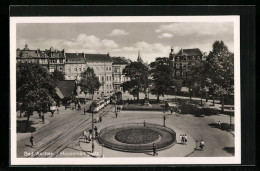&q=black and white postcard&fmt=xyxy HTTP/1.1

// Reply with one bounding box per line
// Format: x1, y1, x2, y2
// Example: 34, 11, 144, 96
10, 16, 240, 165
